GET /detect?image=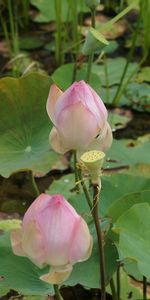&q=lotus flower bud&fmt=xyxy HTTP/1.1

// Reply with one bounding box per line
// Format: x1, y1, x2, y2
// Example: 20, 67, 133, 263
11, 194, 93, 284
80, 150, 105, 184
46, 80, 111, 154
